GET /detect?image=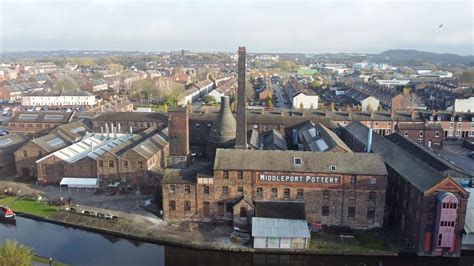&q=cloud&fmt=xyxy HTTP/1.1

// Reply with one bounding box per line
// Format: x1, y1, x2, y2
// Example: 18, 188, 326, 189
1, 0, 472, 55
